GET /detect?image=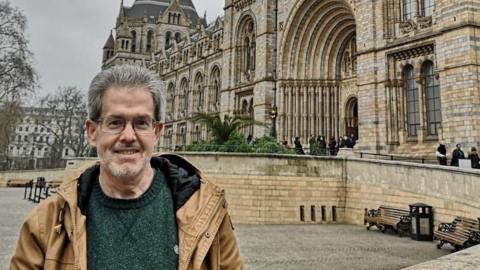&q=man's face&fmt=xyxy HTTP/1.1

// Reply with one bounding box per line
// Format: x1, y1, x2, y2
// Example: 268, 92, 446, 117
86, 86, 163, 181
